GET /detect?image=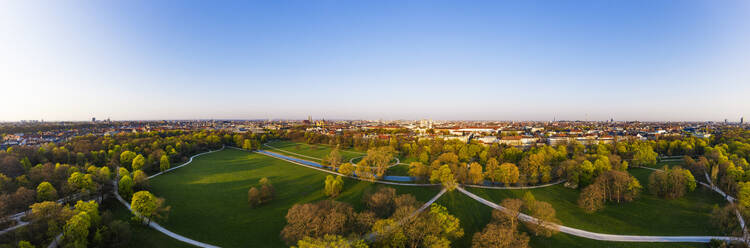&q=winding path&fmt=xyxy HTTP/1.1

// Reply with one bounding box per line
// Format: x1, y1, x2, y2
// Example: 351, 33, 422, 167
456, 186, 742, 243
